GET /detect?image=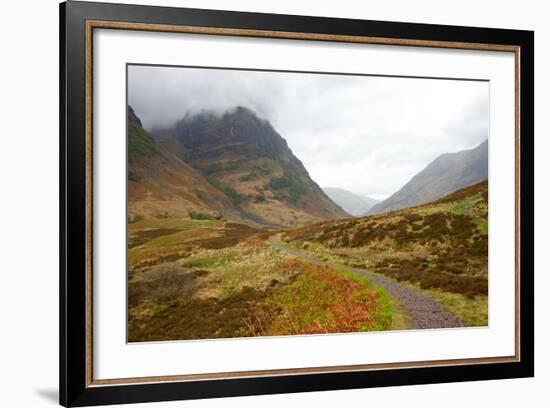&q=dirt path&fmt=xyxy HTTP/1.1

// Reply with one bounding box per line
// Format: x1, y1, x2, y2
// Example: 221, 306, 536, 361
268, 236, 462, 330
